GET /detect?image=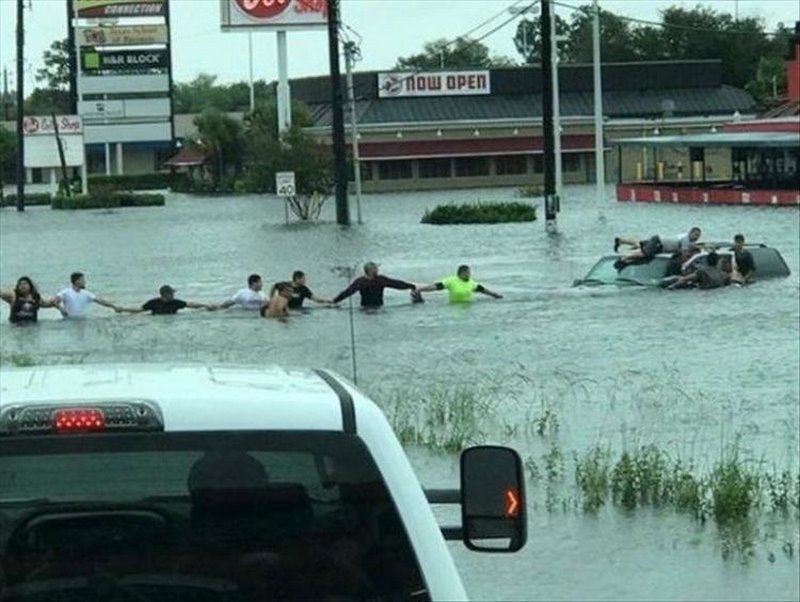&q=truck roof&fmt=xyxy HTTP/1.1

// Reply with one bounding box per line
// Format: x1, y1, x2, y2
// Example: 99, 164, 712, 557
0, 364, 354, 433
